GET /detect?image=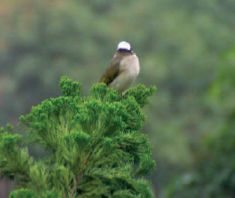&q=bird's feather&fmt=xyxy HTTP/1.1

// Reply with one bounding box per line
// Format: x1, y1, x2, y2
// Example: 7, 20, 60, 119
99, 53, 121, 85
